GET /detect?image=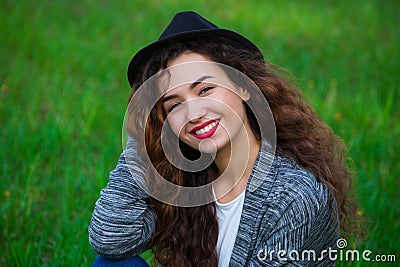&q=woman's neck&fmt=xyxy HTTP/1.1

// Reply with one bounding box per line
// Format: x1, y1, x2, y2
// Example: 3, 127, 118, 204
213, 124, 261, 203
